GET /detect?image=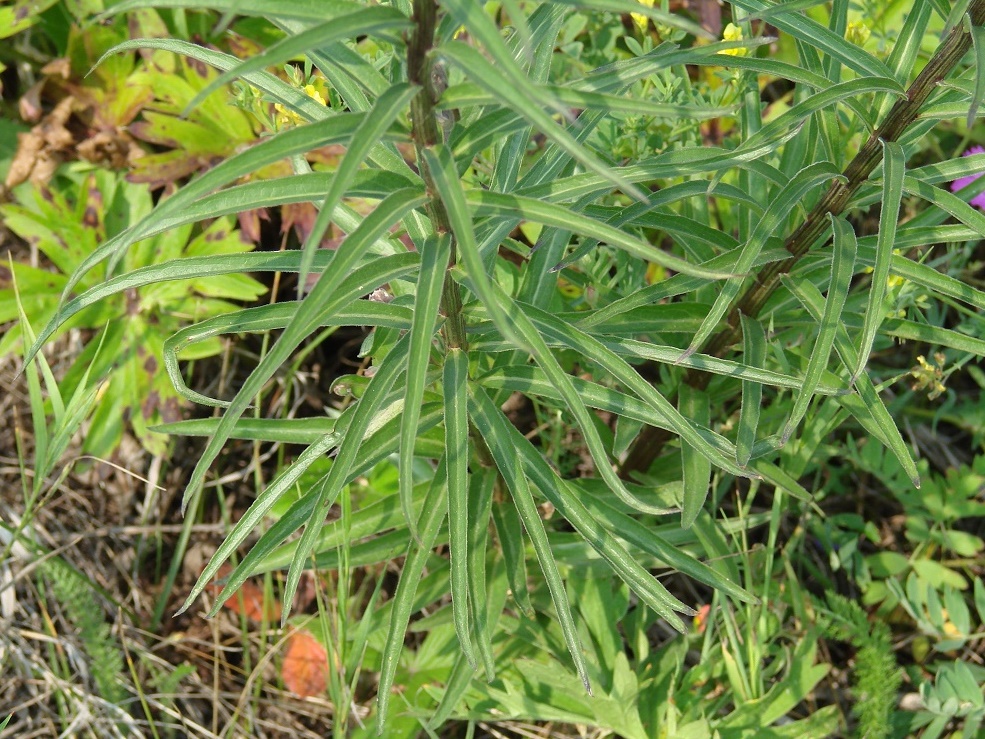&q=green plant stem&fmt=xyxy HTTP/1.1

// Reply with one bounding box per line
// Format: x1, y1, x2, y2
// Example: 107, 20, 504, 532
620, 0, 985, 477
408, 0, 467, 350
